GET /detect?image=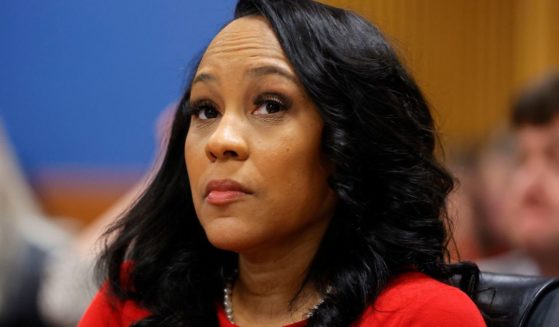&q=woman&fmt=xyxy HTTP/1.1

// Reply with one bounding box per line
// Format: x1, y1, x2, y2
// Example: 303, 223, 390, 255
79, 0, 486, 326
